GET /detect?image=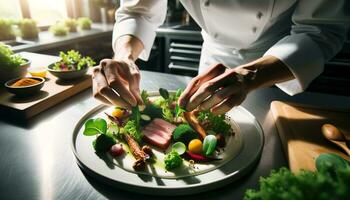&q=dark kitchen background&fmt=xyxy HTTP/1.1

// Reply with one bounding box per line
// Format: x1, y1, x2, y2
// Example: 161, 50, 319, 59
1, 0, 349, 96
